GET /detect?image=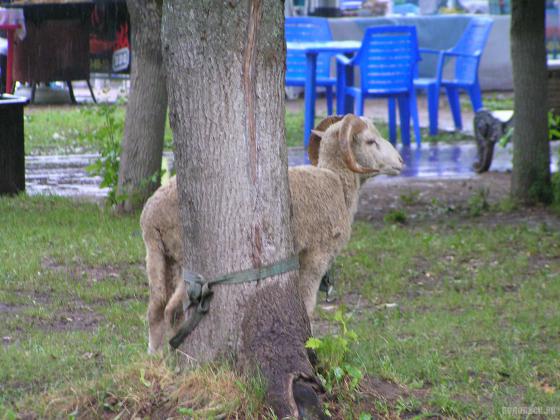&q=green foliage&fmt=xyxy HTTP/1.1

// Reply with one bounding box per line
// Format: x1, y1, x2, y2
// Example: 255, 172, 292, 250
383, 209, 408, 224
484, 94, 514, 111
305, 308, 363, 394
83, 105, 125, 205
467, 187, 490, 217
499, 111, 560, 148
400, 189, 420, 206
498, 126, 514, 148
548, 111, 560, 141
496, 196, 518, 213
